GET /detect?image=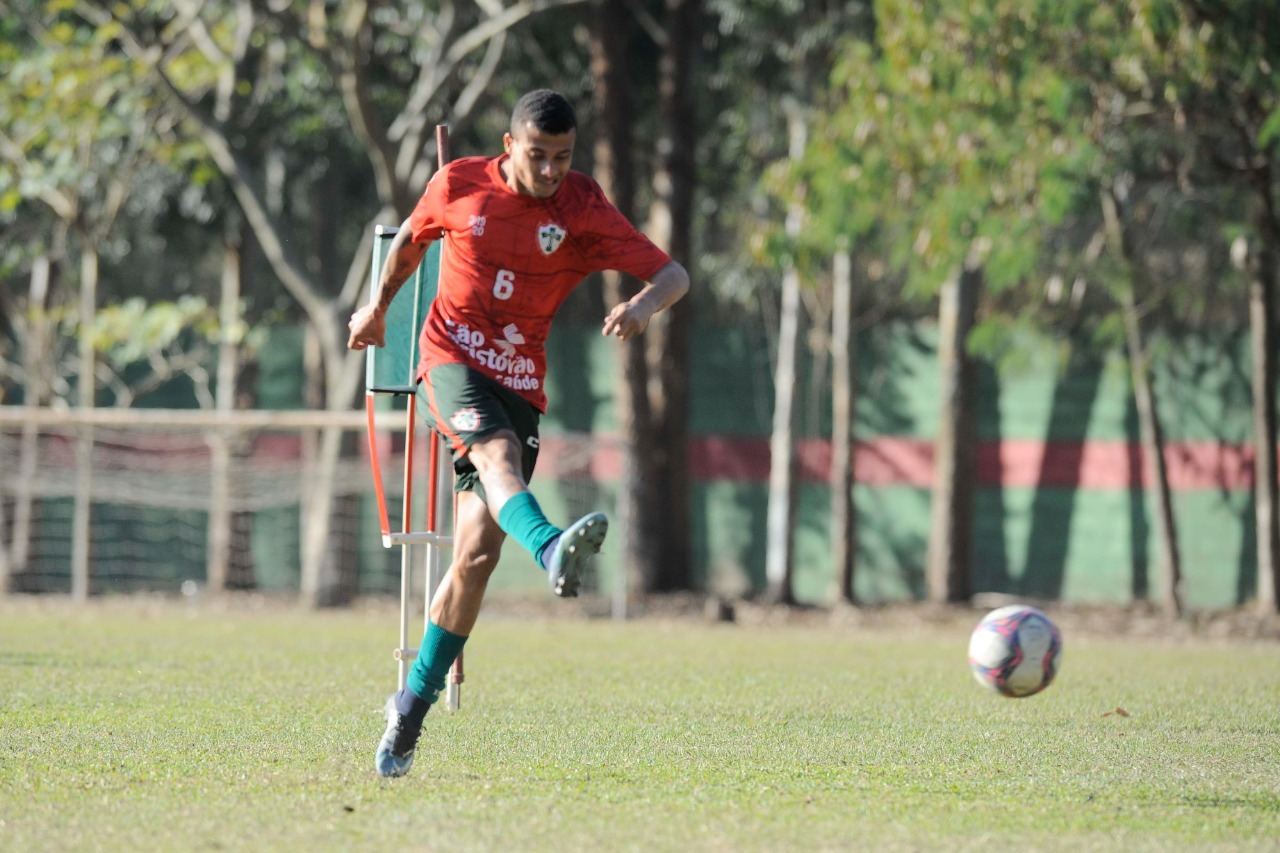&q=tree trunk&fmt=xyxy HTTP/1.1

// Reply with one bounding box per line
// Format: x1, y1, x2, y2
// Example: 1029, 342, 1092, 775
300, 426, 348, 606
206, 236, 241, 593
1120, 287, 1182, 616
205, 428, 231, 595
229, 220, 262, 590
72, 246, 98, 601
764, 106, 809, 605
4, 253, 57, 593
925, 260, 980, 603
207, 234, 240, 591
1101, 186, 1183, 617
0, 447, 7, 590
299, 324, 321, 602
298, 324, 351, 606
831, 243, 858, 604
764, 242, 803, 604
9, 418, 39, 590
641, 0, 699, 592
1234, 235, 1279, 614
590, 0, 659, 601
